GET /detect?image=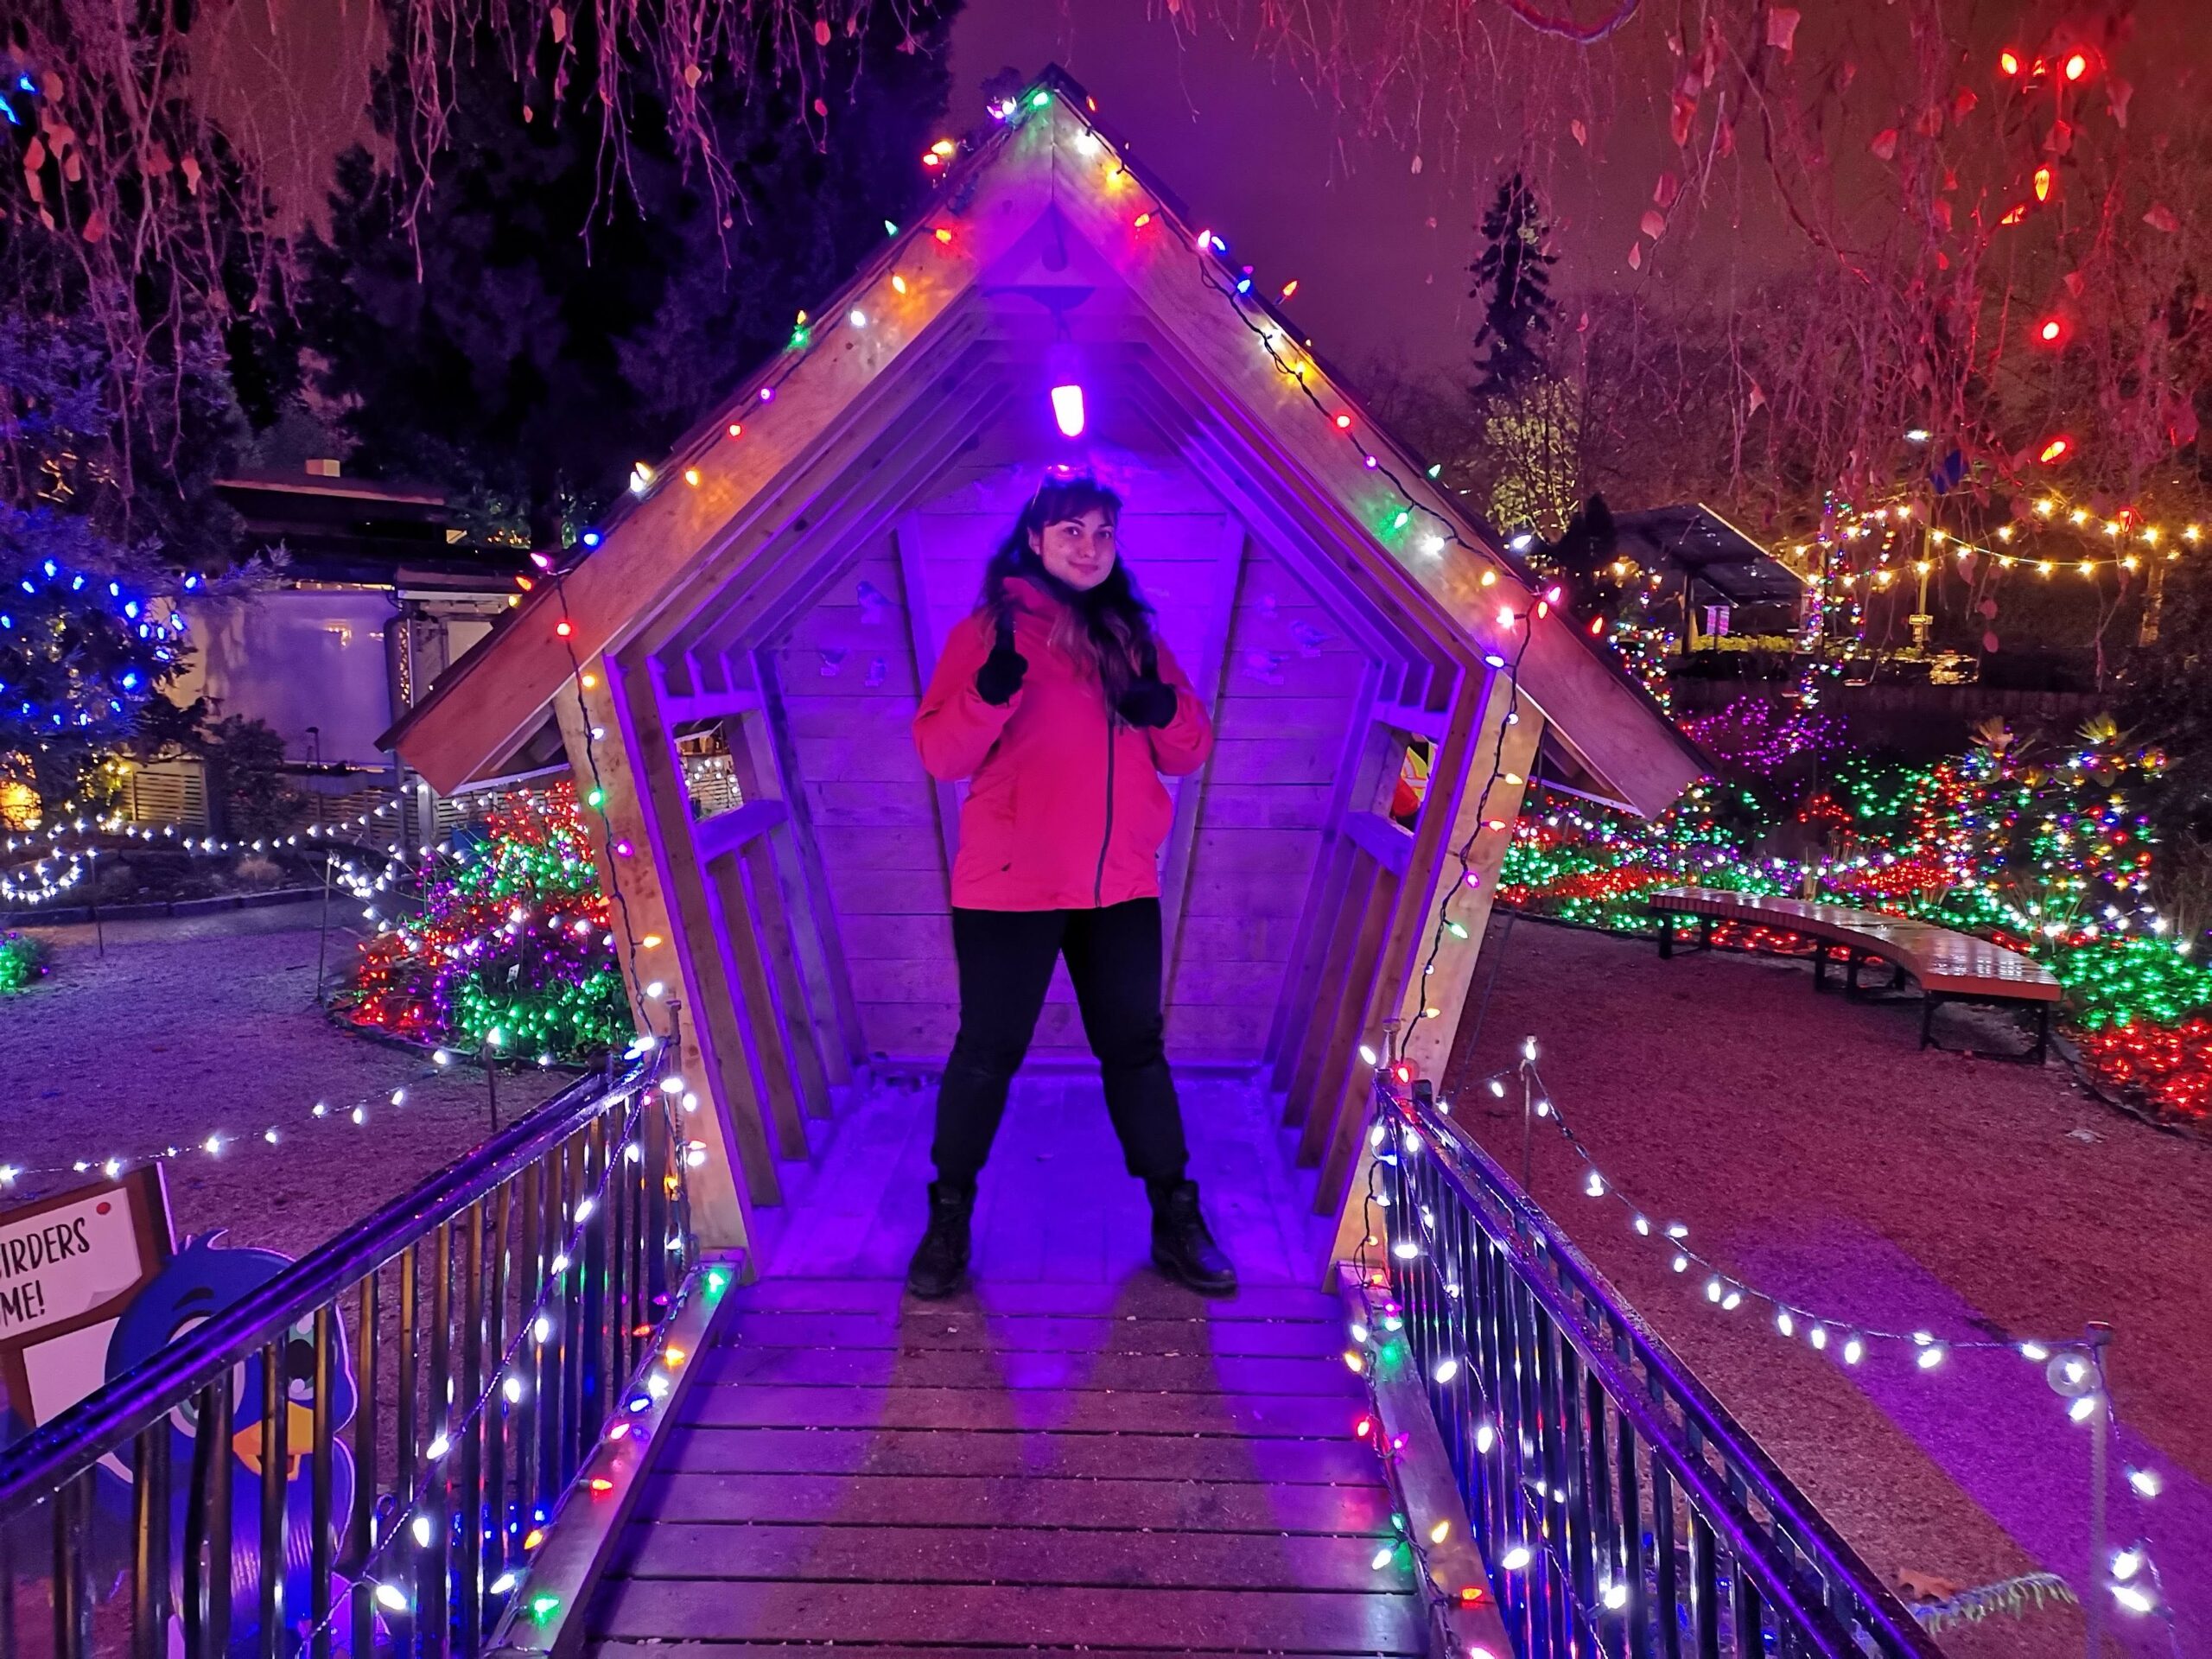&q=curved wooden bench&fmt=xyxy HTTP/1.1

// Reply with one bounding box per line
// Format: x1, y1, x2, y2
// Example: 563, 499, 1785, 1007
1649, 887, 2060, 1062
